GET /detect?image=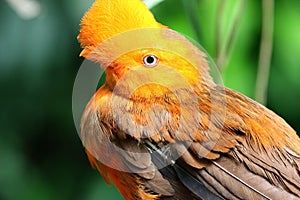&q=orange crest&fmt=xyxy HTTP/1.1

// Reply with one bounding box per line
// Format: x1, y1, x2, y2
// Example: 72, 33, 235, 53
78, 0, 162, 58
